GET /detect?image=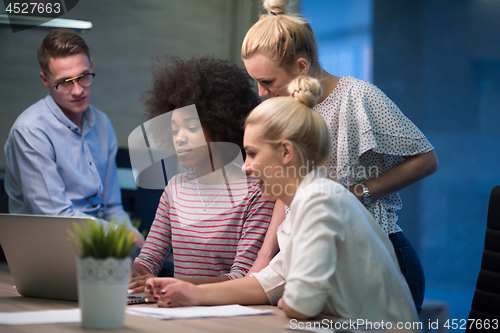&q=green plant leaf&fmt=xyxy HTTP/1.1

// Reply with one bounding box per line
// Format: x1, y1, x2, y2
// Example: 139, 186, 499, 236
68, 219, 135, 259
